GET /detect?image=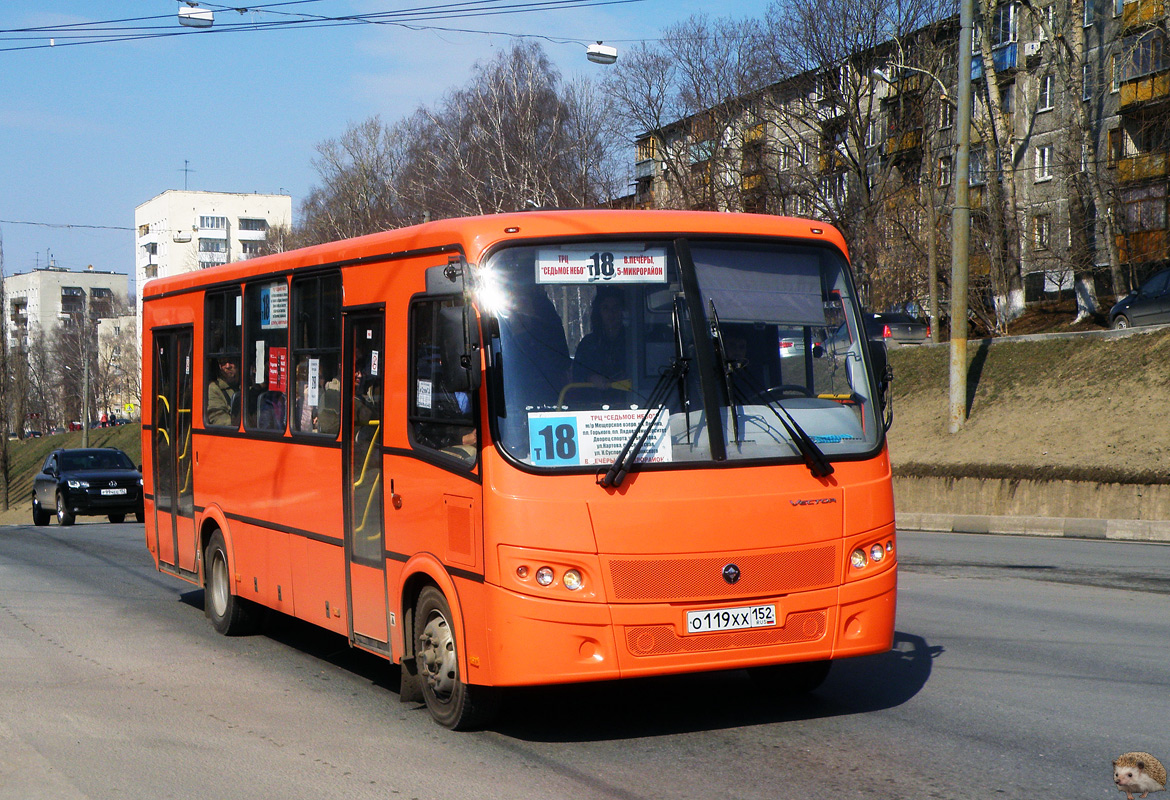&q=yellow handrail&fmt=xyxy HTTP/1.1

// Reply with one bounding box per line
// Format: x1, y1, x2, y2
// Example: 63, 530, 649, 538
353, 472, 382, 536
352, 420, 381, 489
